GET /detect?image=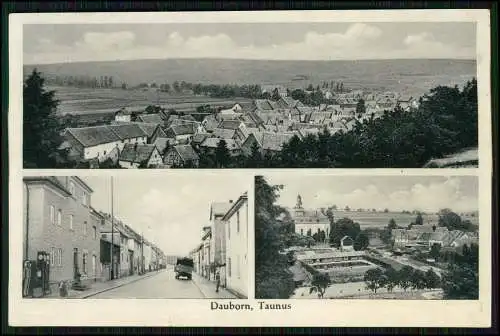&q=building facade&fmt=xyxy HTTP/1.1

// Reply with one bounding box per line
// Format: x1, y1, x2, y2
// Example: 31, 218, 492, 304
292, 195, 330, 240
223, 192, 249, 299
23, 176, 100, 292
